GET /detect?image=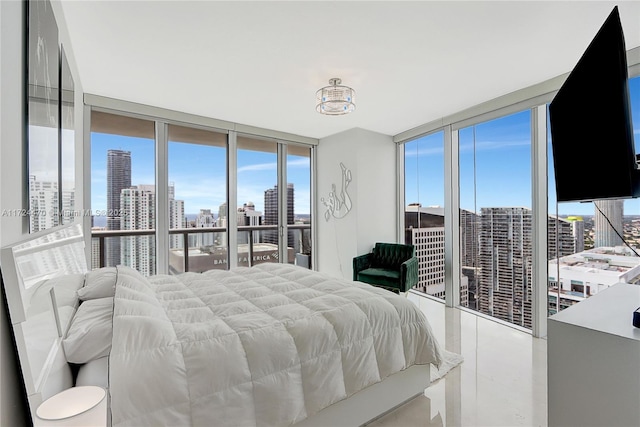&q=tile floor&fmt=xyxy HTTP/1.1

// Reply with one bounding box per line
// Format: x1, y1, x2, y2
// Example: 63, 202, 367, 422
368, 292, 548, 427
